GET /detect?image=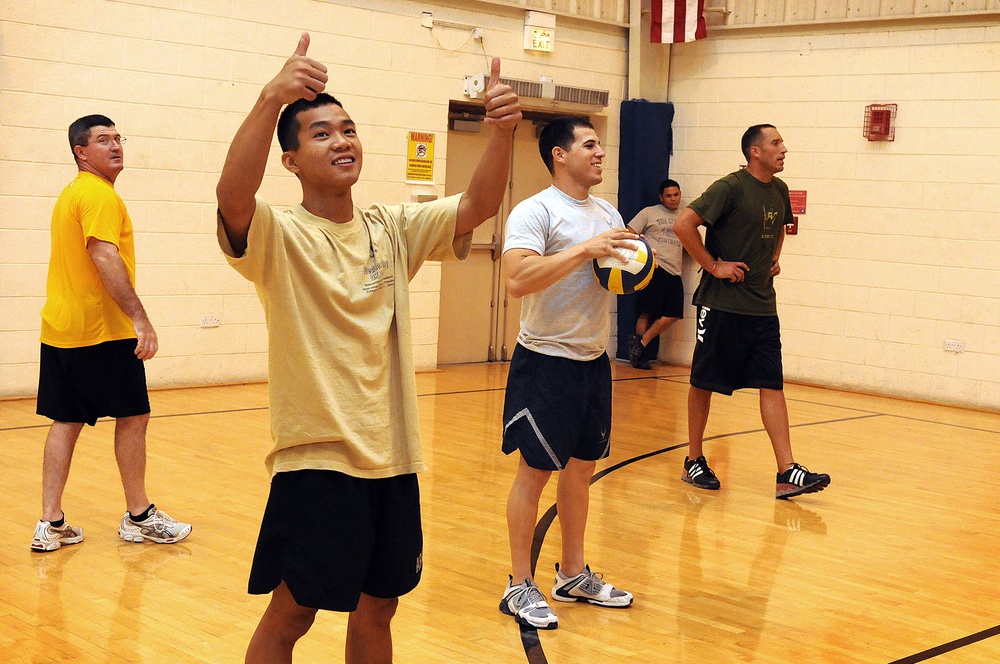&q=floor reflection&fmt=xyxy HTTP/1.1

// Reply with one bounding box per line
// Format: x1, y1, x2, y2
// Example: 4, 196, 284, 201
676, 489, 827, 660
30, 545, 85, 661
106, 543, 193, 661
